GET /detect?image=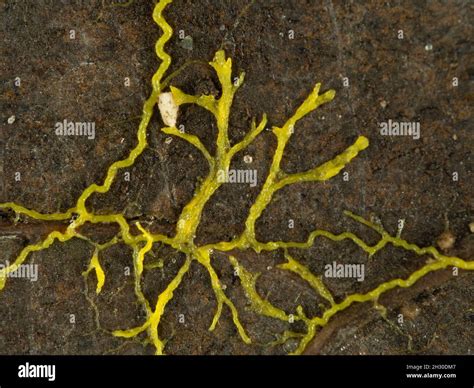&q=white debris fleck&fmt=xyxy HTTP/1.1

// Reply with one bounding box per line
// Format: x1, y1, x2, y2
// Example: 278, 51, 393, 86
7, 115, 15, 124
243, 154, 253, 164
165, 137, 173, 144
158, 92, 178, 127
425, 43, 433, 51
